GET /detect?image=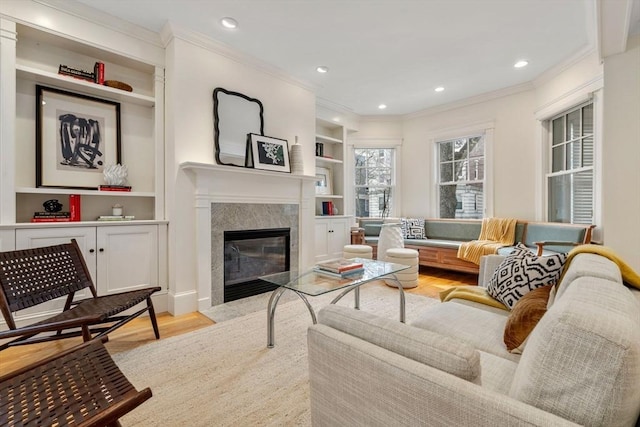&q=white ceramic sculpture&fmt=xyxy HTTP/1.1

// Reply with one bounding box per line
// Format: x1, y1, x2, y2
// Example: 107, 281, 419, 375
103, 164, 128, 185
